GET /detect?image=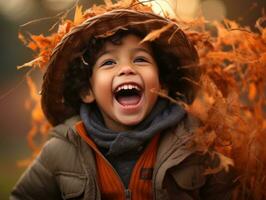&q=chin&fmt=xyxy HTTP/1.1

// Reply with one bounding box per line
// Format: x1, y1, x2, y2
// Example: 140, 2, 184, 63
118, 116, 143, 127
